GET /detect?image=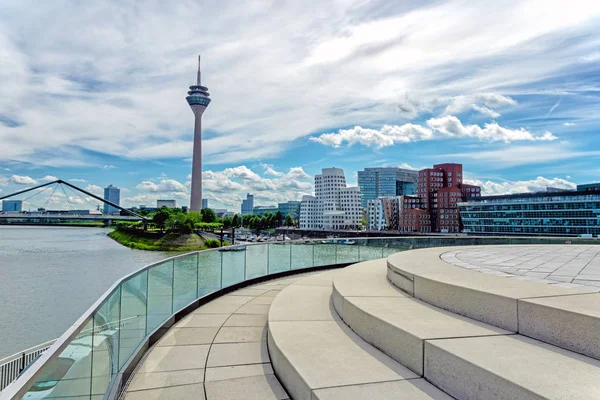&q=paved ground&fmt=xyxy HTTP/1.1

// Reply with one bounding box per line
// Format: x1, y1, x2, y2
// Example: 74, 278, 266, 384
123, 274, 314, 400
442, 245, 600, 291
